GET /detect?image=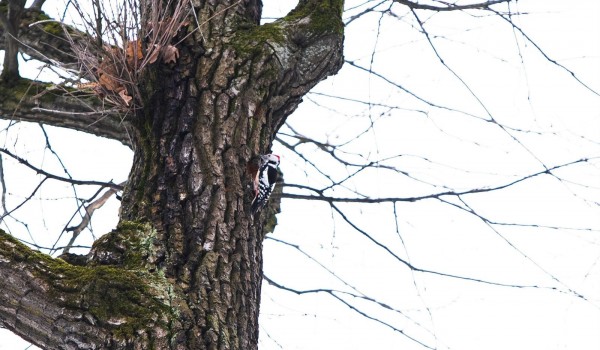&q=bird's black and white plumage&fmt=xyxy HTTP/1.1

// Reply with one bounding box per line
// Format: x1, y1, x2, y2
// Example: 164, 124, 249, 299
251, 154, 280, 214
